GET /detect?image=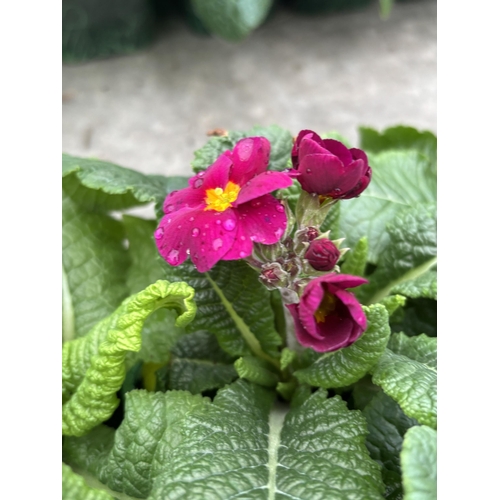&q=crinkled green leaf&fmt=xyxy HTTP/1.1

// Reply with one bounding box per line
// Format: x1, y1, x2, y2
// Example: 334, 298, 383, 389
339, 151, 436, 263
391, 270, 437, 300
62, 280, 196, 436
400, 426, 437, 500
351, 376, 382, 411
64, 381, 384, 499
123, 216, 185, 365
63, 192, 130, 341
371, 349, 436, 429
234, 356, 280, 387
359, 126, 437, 168
163, 259, 282, 361
191, 125, 293, 173
164, 331, 237, 393
363, 392, 418, 499
390, 298, 437, 337
341, 236, 369, 277
191, 0, 273, 41
362, 204, 437, 305
388, 333, 436, 370
275, 390, 384, 499
62, 463, 114, 500
63, 390, 209, 499
294, 304, 390, 388
379, 294, 406, 317
63, 153, 170, 212
278, 178, 302, 213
